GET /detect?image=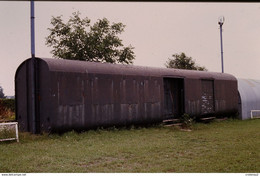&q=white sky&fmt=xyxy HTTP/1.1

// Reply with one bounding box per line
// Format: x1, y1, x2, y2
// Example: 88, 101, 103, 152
1, 2, 260, 96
